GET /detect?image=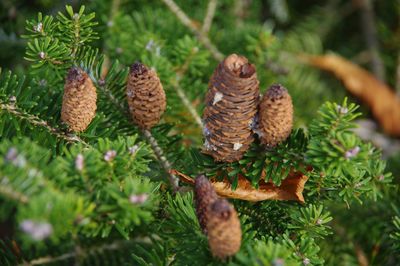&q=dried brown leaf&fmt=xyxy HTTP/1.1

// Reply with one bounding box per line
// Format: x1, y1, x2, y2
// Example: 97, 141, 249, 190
302, 53, 400, 136
170, 169, 308, 203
